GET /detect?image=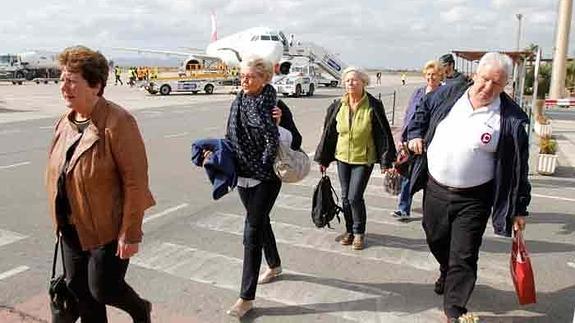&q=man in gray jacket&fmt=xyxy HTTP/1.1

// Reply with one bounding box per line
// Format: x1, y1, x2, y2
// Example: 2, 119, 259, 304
439, 53, 469, 85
